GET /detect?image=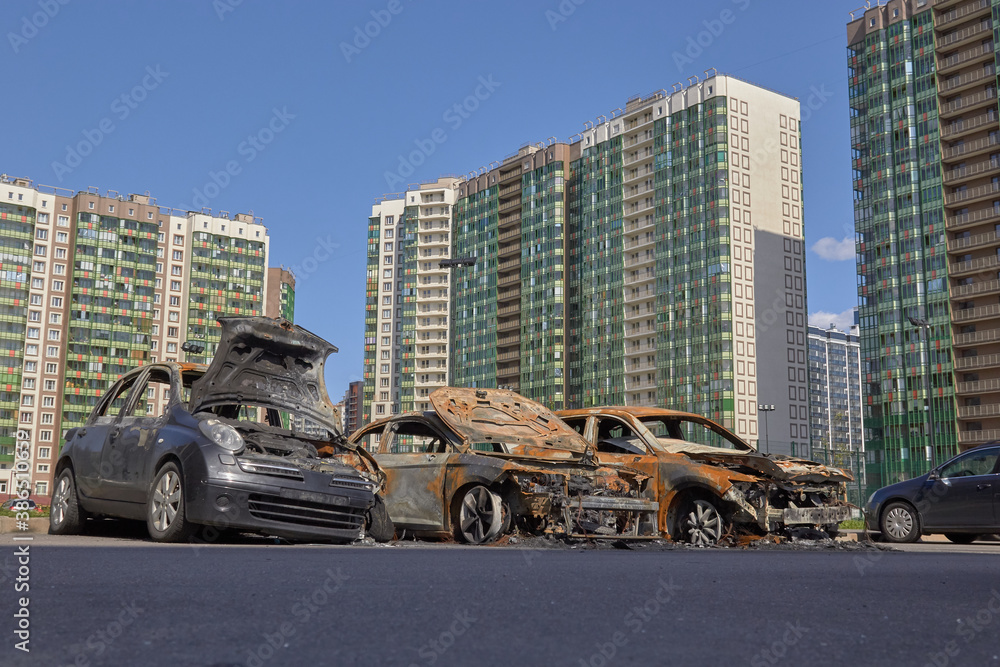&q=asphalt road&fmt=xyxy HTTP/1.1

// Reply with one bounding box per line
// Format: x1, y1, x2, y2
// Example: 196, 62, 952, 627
1, 530, 999, 666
